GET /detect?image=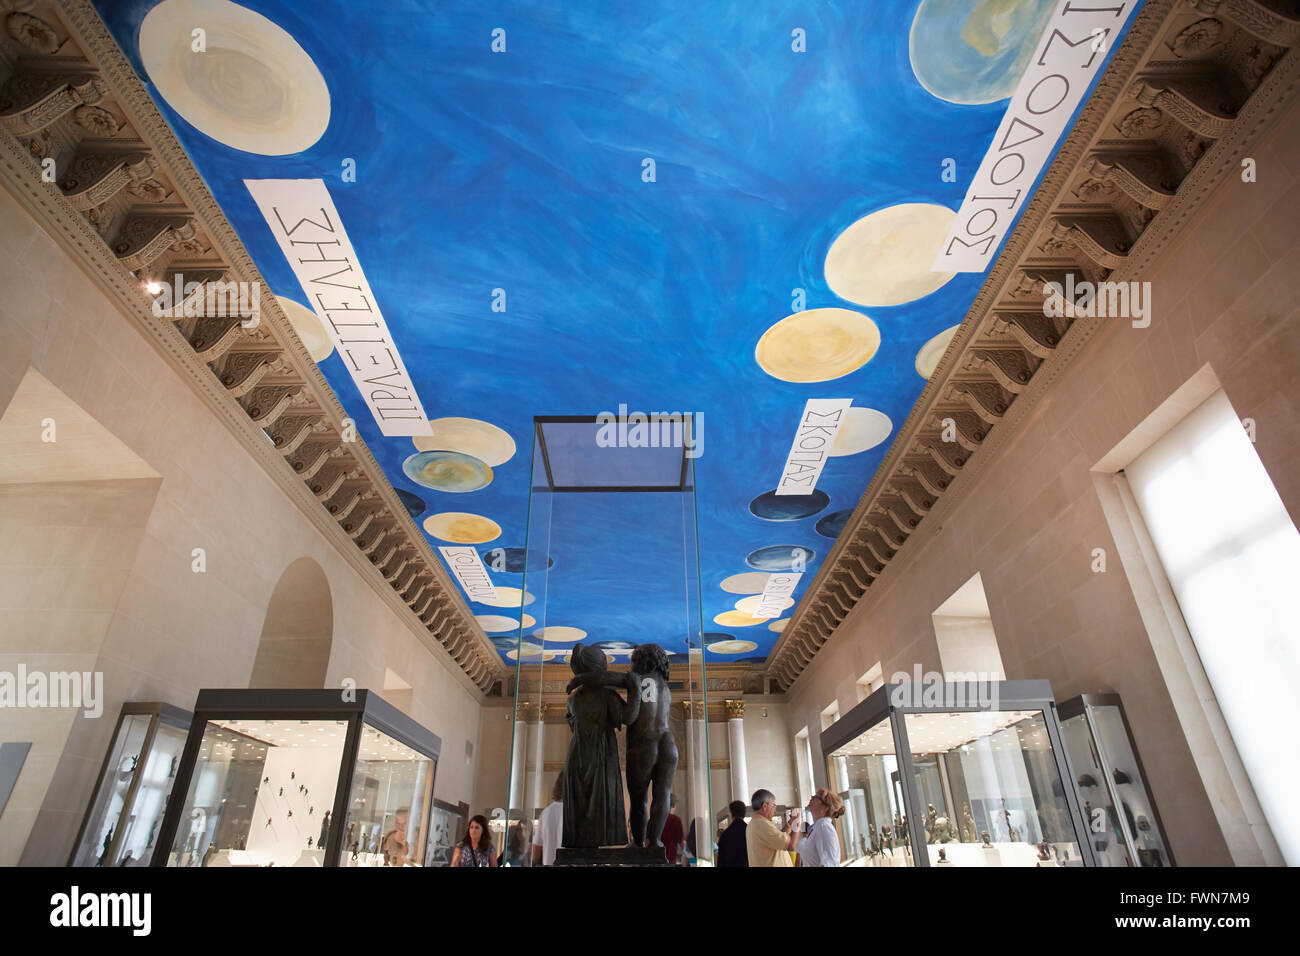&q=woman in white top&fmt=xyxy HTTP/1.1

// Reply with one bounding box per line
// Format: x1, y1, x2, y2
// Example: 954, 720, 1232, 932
798, 787, 845, 867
